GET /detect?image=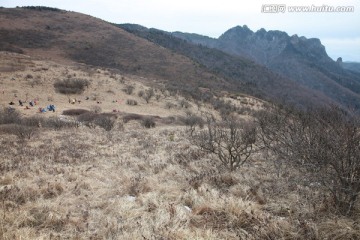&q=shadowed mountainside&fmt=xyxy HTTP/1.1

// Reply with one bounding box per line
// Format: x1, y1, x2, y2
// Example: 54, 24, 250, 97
119, 24, 335, 108
173, 26, 360, 110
